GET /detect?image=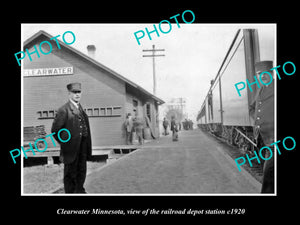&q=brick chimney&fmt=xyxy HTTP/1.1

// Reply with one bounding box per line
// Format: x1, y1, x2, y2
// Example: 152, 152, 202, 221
87, 45, 96, 59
